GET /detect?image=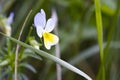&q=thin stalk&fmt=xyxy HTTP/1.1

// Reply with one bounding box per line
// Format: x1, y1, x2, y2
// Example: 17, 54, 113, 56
19, 27, 33, 58
14, 10, 32, 80
25, 27, 33, 43
54, 26, 62, 80
94, 0, 105, 80
7, 38, 11, 55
